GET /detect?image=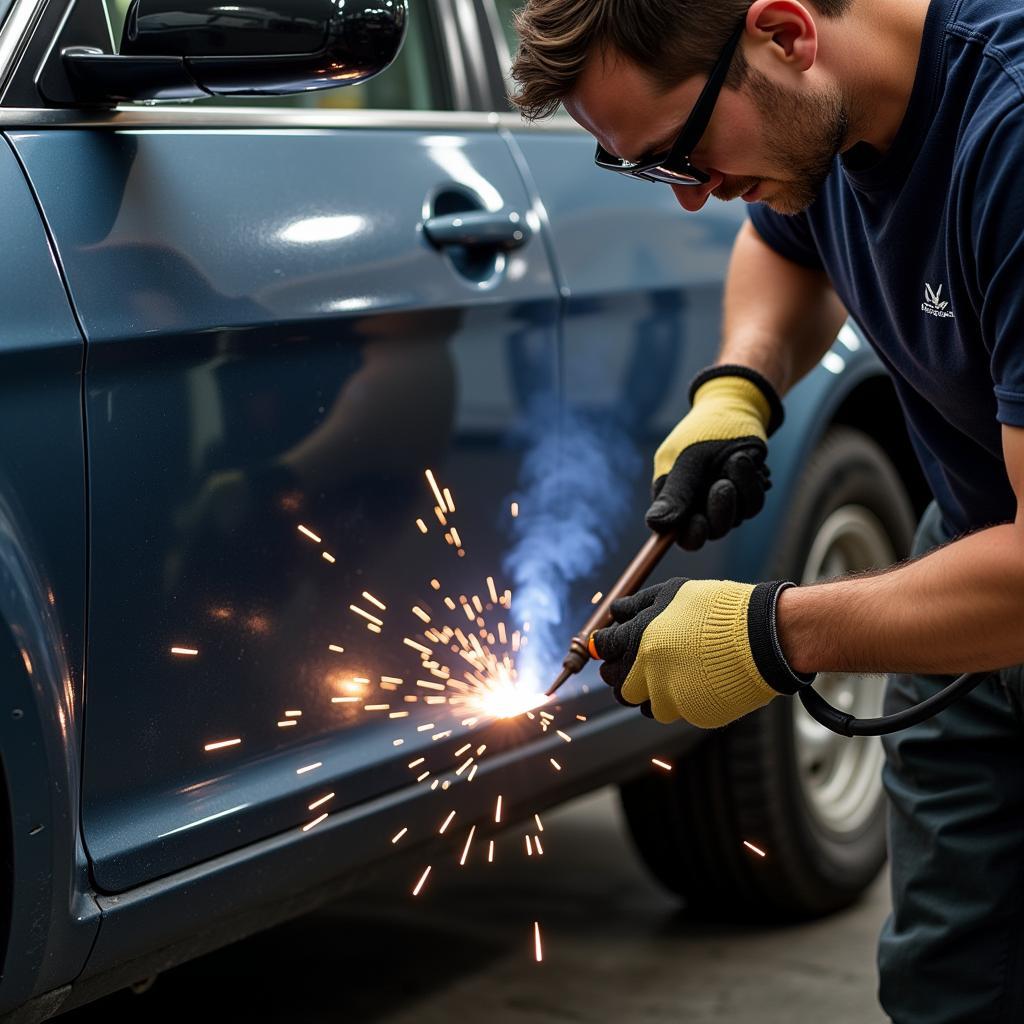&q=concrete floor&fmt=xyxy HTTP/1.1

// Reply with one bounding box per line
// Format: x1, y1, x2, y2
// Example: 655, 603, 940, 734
65, 788, 890, 1023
